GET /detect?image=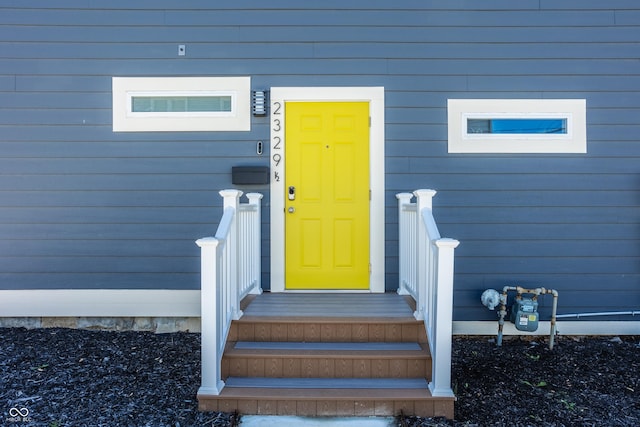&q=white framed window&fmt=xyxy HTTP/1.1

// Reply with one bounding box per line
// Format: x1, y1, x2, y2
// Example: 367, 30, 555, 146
112, 77, 250, 132
447, 99, 586, 153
